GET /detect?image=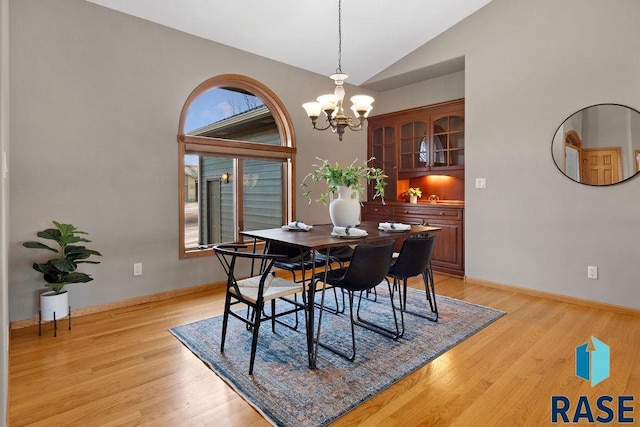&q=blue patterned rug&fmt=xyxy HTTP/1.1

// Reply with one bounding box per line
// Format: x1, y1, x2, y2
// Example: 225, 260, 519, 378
170, 286, 505, 426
